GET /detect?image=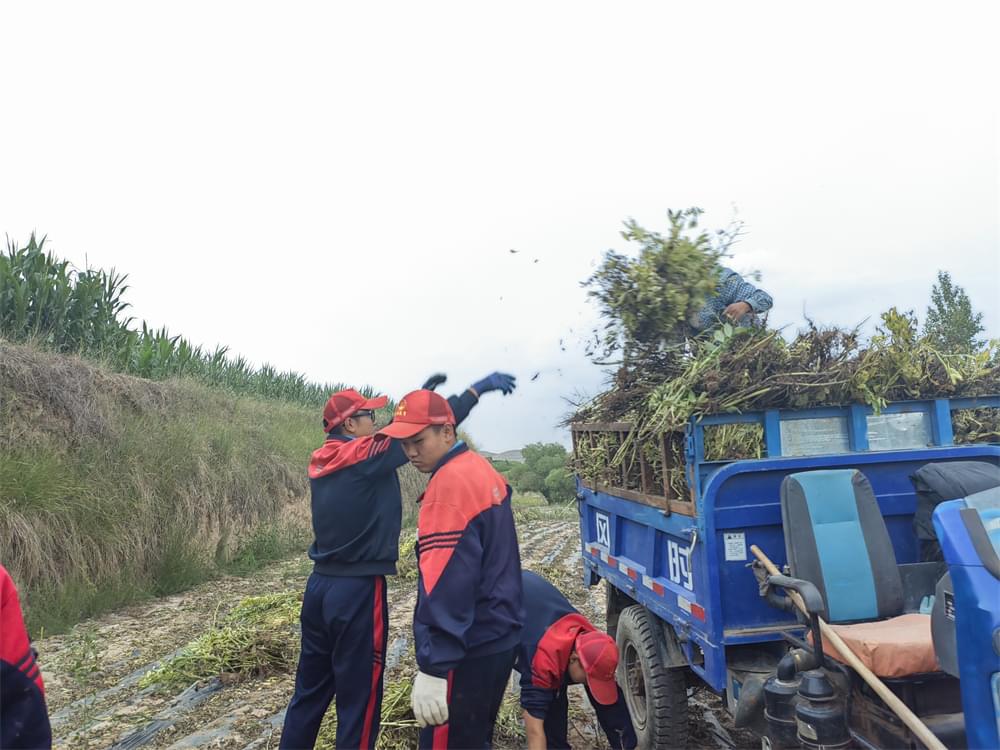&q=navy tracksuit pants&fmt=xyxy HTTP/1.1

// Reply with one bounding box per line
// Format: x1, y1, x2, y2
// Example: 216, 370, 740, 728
280, 573, 388, 750
418, 647, 516, 750
543, 684, 637, 750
